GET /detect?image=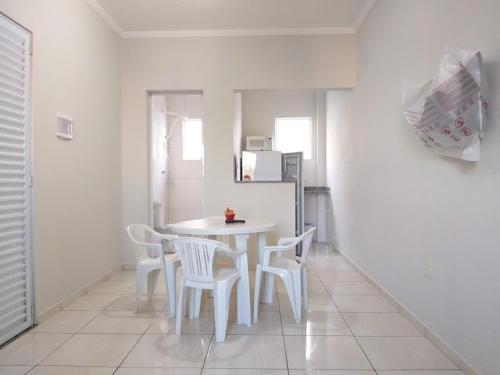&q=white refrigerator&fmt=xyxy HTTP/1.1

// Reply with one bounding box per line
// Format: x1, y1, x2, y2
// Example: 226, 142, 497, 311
241, 151, 282, 181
